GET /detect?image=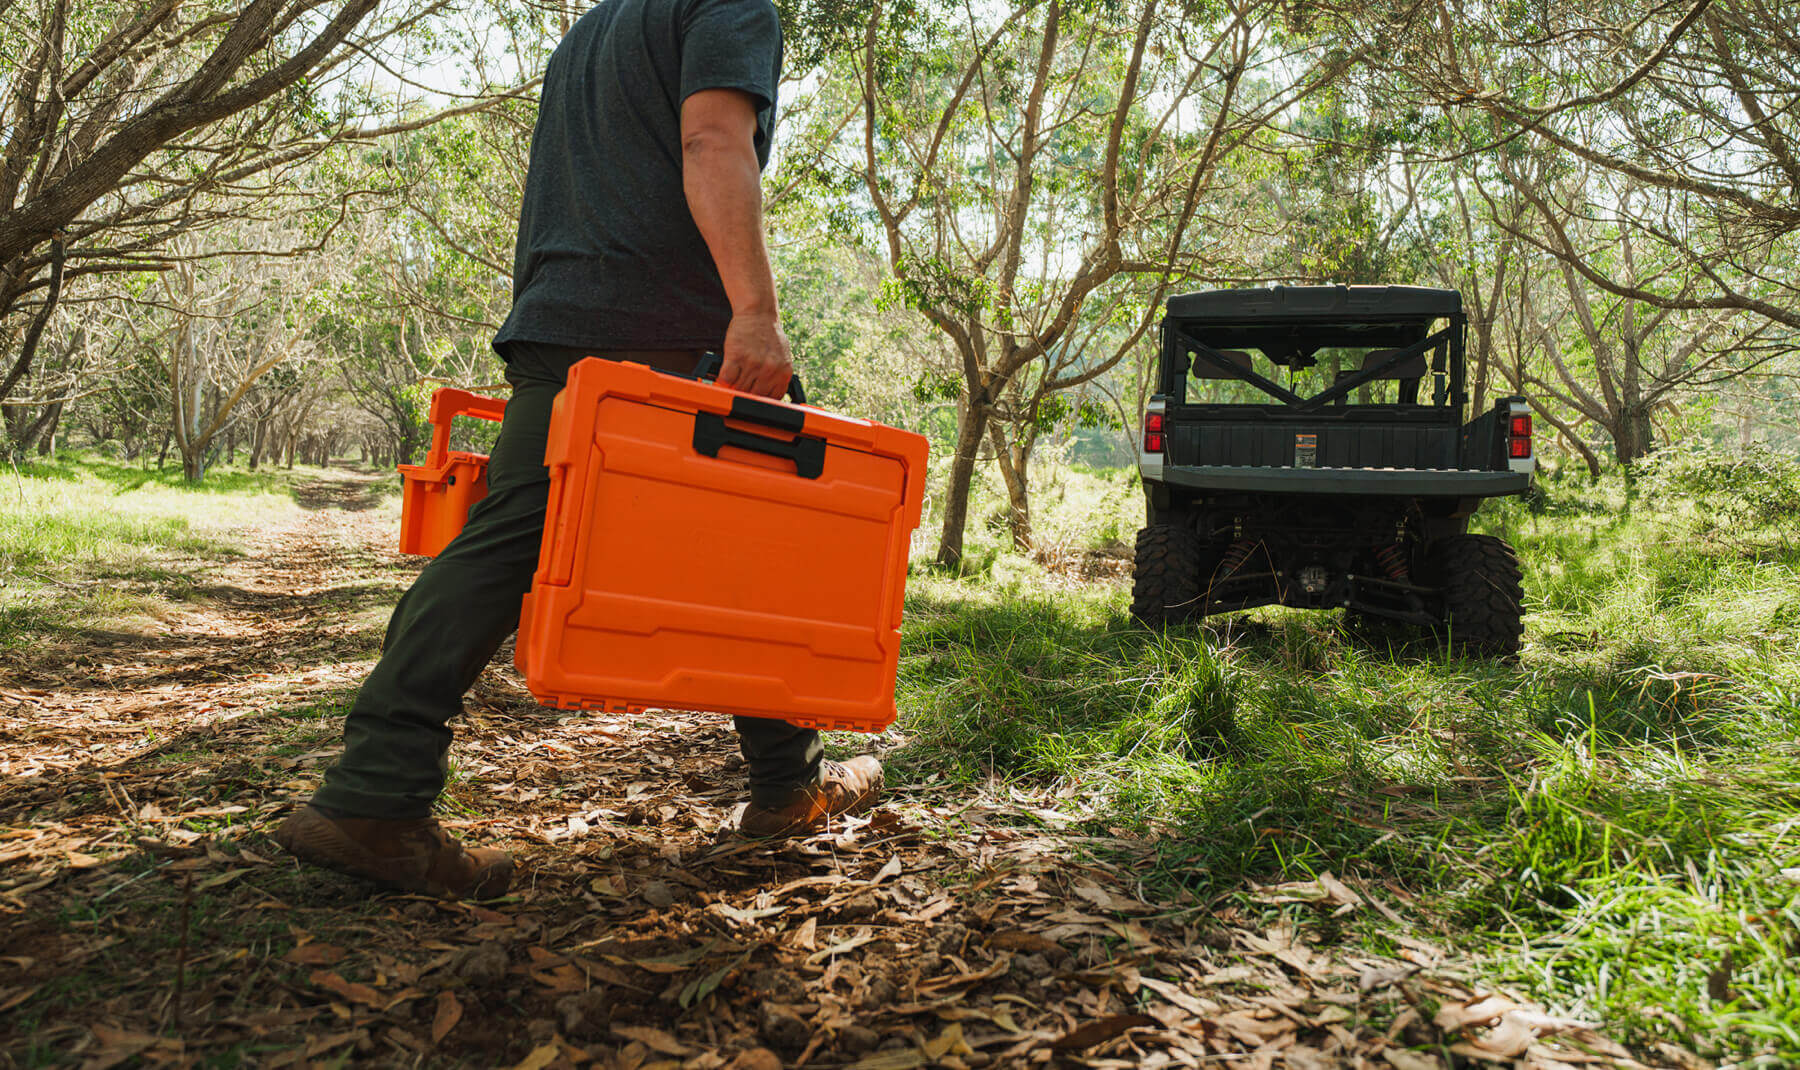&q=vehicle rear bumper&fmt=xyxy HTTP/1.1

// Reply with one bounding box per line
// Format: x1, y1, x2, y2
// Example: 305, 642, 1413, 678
1144, 463, 1531, 497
